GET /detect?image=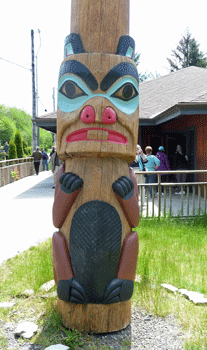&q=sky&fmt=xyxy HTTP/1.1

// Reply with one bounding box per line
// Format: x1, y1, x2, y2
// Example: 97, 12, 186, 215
0, 0, 207, 117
